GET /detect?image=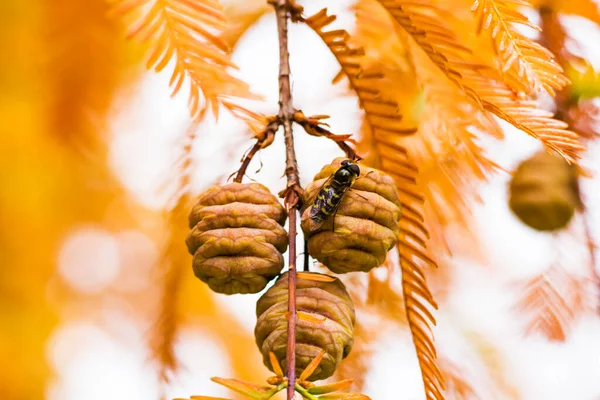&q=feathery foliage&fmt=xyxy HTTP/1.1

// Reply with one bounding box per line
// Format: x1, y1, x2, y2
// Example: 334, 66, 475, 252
304, 9, 443, 398
10, 0, 600, 399
439, 358, 479, 399
150, 124, 196, 383
304, 9, 417, 142
221, 0, 271, 49
515, 266, 594, 341
472, 0, 569, 96
353, 1, 502, 252
113, 0, 262, 121
375, 0, 585, 164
